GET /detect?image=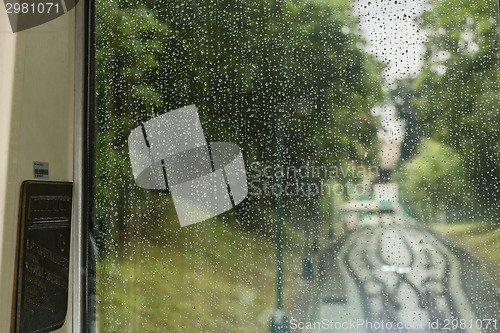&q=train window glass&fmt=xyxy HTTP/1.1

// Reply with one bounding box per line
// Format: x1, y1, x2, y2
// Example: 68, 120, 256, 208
95, 0, 499, 331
